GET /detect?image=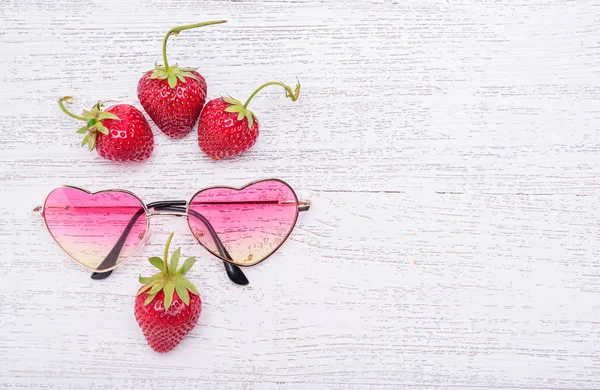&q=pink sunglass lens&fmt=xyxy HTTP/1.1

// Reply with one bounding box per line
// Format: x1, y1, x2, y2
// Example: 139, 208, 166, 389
187, 180, 298, 266
43, 187, 148, 272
